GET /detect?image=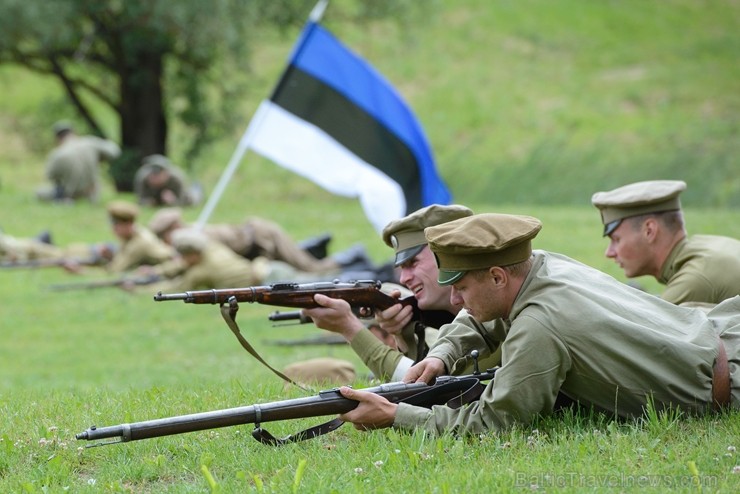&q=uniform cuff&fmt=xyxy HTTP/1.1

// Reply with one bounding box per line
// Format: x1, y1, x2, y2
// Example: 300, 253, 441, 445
393, 402, 433, 431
